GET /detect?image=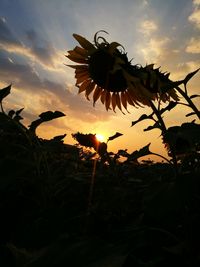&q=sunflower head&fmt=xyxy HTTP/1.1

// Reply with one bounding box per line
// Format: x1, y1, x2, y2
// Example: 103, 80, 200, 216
66, 31, 180, 112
